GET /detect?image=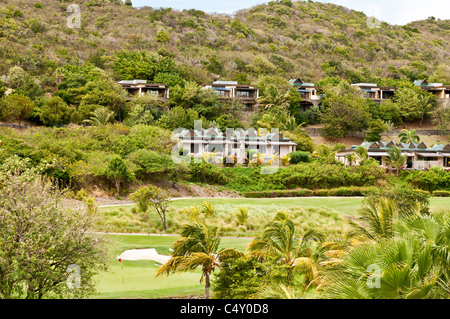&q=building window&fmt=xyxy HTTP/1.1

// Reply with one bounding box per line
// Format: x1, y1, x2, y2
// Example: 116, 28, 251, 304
205, 144, 224, 153
213, 89, 228, 97
237, 91, 251, 98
